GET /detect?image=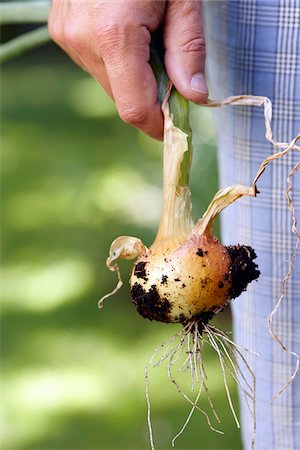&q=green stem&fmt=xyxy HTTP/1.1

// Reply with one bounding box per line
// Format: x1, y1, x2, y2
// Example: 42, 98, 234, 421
0, 26, 50, 63
150, 41, 192, 187
169, 91, 193, 186
0, 1, 50, 24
